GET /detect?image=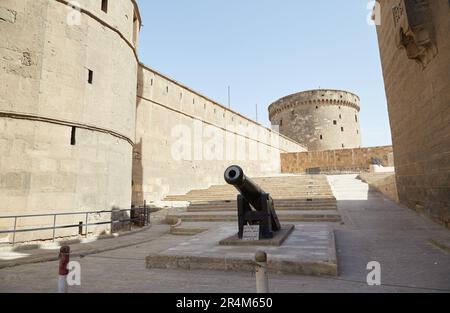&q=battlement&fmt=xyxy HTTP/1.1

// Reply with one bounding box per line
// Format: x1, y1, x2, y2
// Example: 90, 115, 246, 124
269, 89, 360, 121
